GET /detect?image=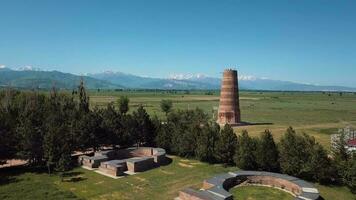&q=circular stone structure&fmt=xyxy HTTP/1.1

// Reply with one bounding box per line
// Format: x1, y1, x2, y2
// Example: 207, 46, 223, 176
177, 171, 320, 200
78, 147, 166, 177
